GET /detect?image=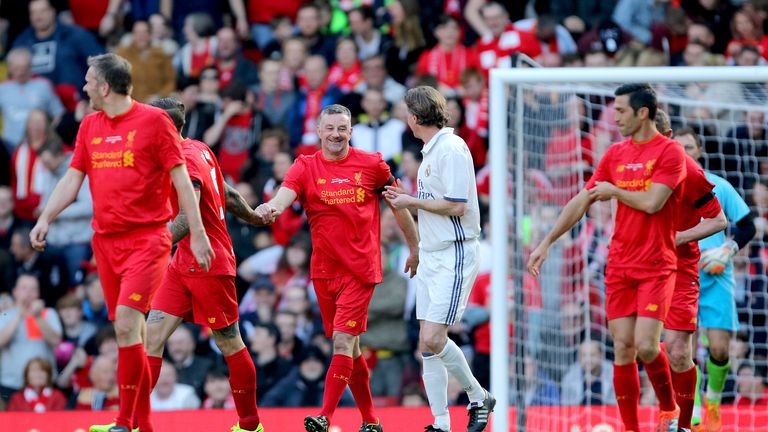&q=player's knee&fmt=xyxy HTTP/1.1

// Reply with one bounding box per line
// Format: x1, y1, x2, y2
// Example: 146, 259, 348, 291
332, 332, 355, 354
419, 331, 446, 354
666, 343, 691, 371
212, 325, 245, 356
709, 344, 729, 363
635, 339, 660, 363
113, 313, 138, 343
